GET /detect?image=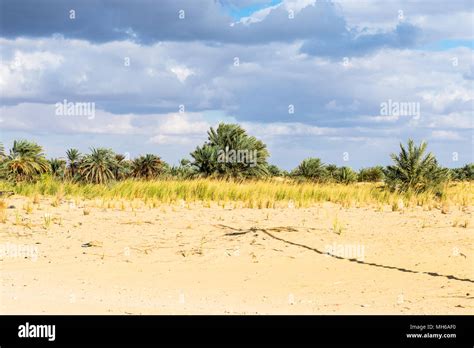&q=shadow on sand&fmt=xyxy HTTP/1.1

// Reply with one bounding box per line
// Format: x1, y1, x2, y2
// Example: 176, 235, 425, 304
215, 224, 474, 284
